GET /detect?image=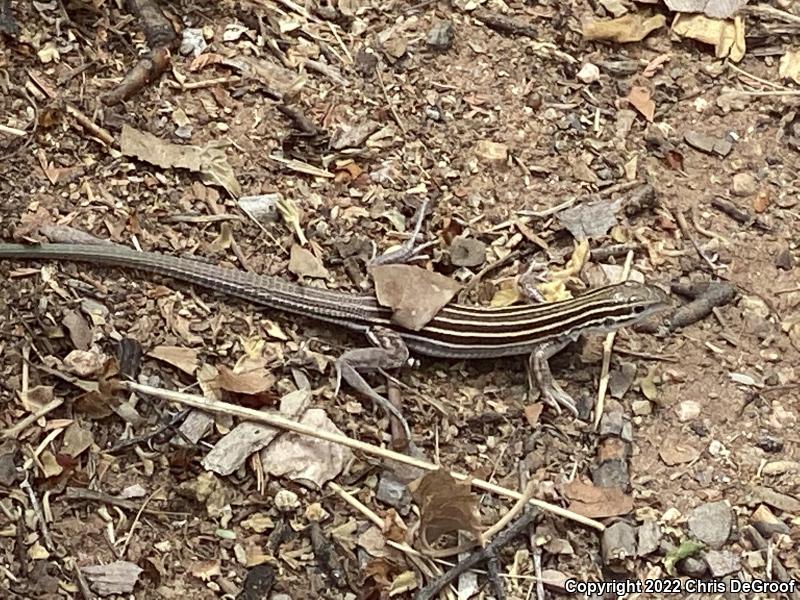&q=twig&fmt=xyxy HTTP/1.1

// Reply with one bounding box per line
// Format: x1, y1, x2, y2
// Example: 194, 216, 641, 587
744, 525, 800, 600
69, 558, 94, 600
21, 477, 54, 551
125, 381, 606, 530
710, 196, 770, 231
727, 62, 788, 91
665, 282, 737, 331
461, 248, 533, 296
593, 251, 633, 430
745, 3, 800, 24
120, 487, 162, 558
327, 482, 446, 584
516, 197, 577, 218
376, 67, 407, 135
415, 510, 538, 600
672, 208, 724, 272
3, 398, 64, 438
65, 104, 115, 146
